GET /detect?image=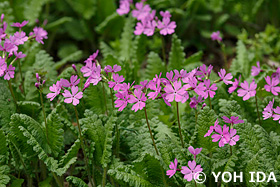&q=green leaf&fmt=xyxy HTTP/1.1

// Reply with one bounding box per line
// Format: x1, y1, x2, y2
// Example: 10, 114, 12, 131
120, 16, 135, 61
66, 0, 96, 19
66, 176, 88, 187
144, 52, 166, 80
55, 50, 83, 70
0, 1, 14, 34
0, 130, 7, 157
168, 34, 186, 70
184, 51, 203, 65
0, 80, 16, 130
23, 0, 48, 25
45, 17, 73, 30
